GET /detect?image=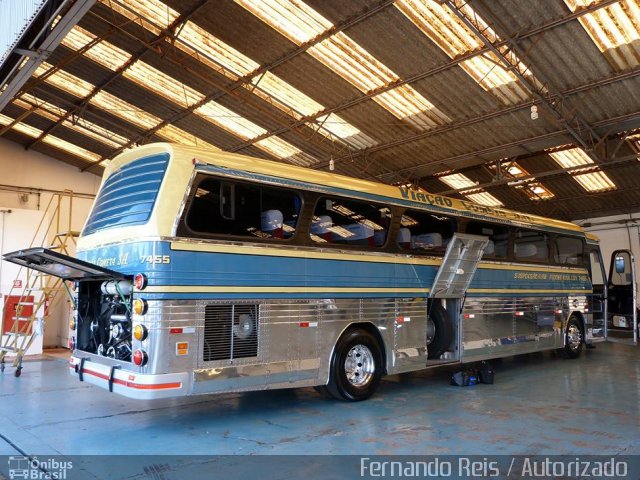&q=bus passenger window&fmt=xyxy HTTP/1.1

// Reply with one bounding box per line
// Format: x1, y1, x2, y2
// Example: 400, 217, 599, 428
310, 197, 390, 247
399, 209, 456, 254
184, 176, 301, 241
514, 229, 549, 262
465, 221, 508, 259
554, 236, 584, 265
